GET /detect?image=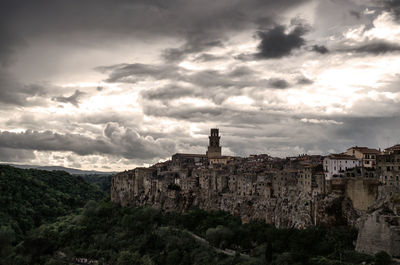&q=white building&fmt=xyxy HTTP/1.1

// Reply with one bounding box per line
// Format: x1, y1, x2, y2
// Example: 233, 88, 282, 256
323, 154, 362, 180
